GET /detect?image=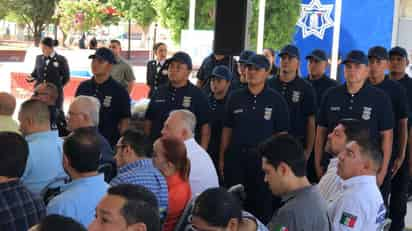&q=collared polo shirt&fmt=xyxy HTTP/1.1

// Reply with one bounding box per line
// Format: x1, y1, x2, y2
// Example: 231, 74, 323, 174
111, 57, 136, 90
145, 82, 210, 142
47, 174, 109, 227
268, 76, 317, 139
307, 74, 339, 110
224, 86, 290, 147
318, 84, 394, 142
75, 77, 131, 146
207, 94, 227, 165
394, 74, 412, 127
